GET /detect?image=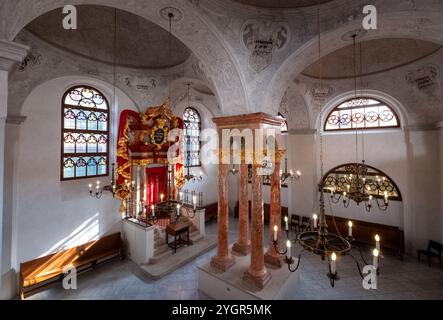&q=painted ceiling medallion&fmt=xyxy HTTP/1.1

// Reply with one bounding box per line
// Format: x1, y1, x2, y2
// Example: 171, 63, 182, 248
160, 7, 184, 22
